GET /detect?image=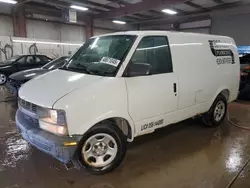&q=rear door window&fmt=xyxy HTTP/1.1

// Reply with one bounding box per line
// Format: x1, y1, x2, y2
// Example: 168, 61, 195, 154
39, 55, 51, 63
